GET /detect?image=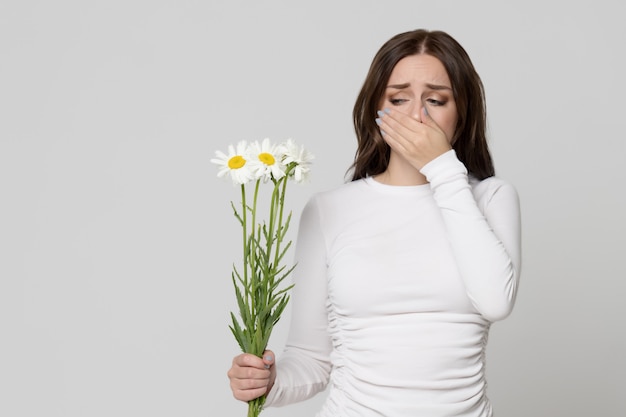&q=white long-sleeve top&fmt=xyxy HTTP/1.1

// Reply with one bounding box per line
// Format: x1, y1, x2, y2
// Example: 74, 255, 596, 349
264, 150, 522, 417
